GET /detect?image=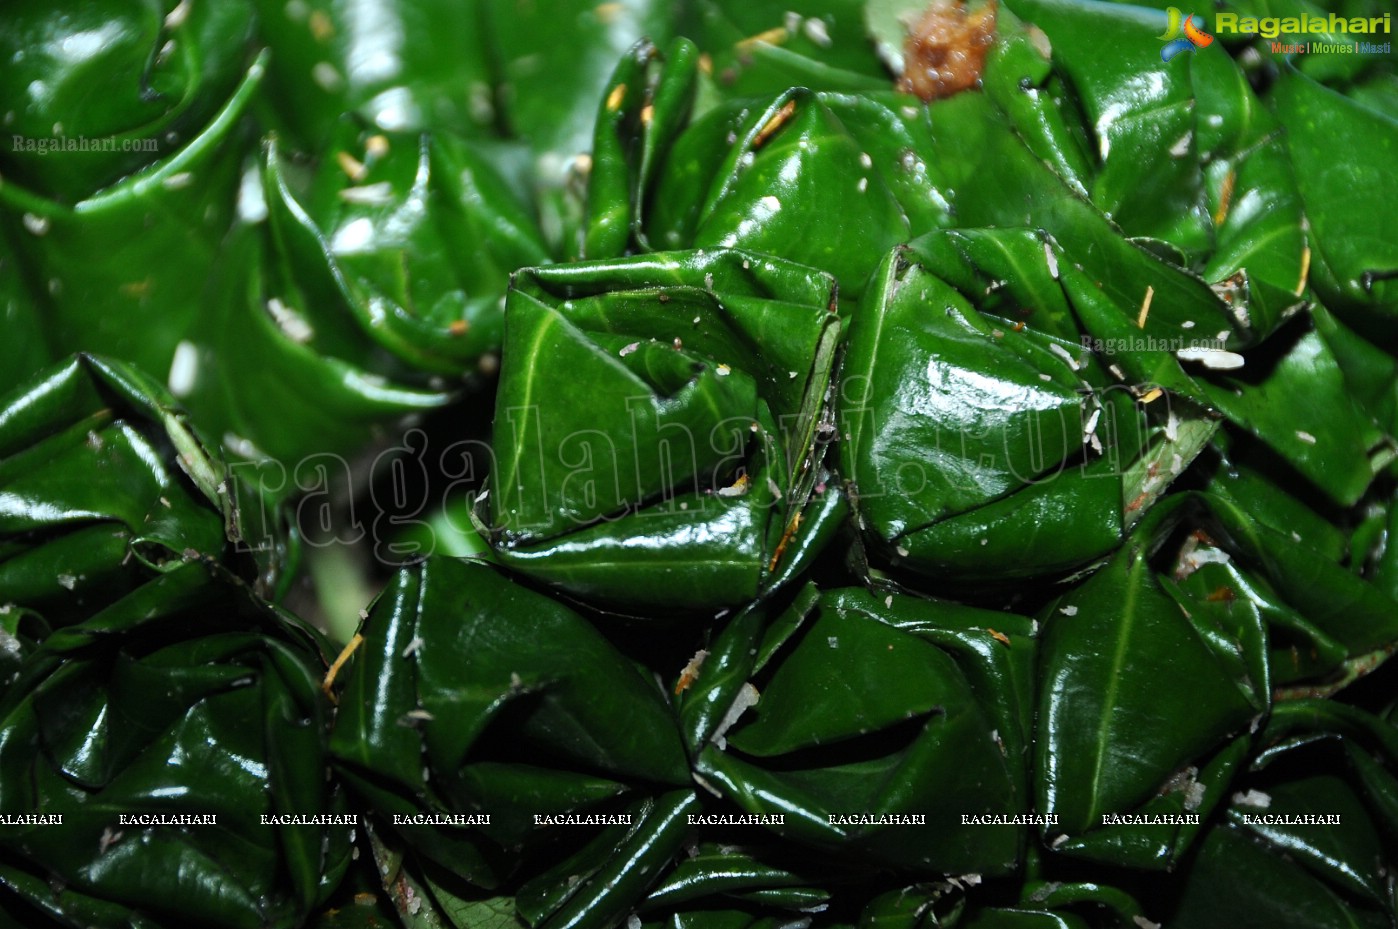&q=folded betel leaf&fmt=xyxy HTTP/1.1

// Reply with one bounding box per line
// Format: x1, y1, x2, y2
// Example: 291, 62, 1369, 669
841, 248, 1213, 582
1035, 499, 1260, 843
1002, 0, 1209, 254
1271, 67, 1398, 341
264, 120, 549, 373
1163, 700, 1398, 929
0, 1, 264, 388
0, 354, 294, 635
161, 140, 455, 473
582, 38, 700, 260
693, 586, 1034, 877
1164, 427, 1398, 684
1182, 313, 1392, 508
1167, 819, 1392, 929
479, 249, 843, 612
515, 791, 698, 929
993, 0, 1309, 341
1190, 488, 1398, 686
482, 0, 677, 187
0, 0, 256, 204
637, 842, 830, 918
0, 561, 348, 929
329, 557, 690, 890
1038, 479, 1398, 868
695, 0, 892, 99
1010, 876, 1156, 928
646, 89, 921, 302
250, 0, 494, 153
